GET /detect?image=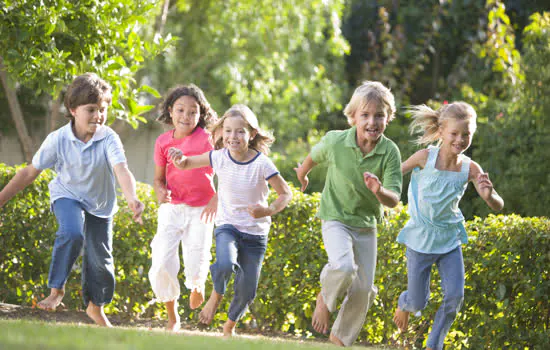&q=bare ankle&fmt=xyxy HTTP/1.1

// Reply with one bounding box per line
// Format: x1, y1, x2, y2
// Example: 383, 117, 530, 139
51, 288, 65, 297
